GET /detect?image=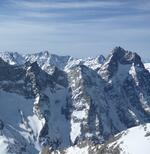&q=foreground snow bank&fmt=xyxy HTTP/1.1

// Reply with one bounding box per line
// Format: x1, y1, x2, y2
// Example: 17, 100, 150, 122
106, 123, 150, 154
